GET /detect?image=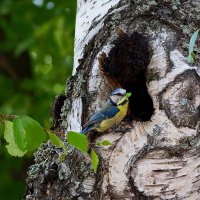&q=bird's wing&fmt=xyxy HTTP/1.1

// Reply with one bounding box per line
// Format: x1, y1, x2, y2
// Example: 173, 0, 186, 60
83, 103, 119, 127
